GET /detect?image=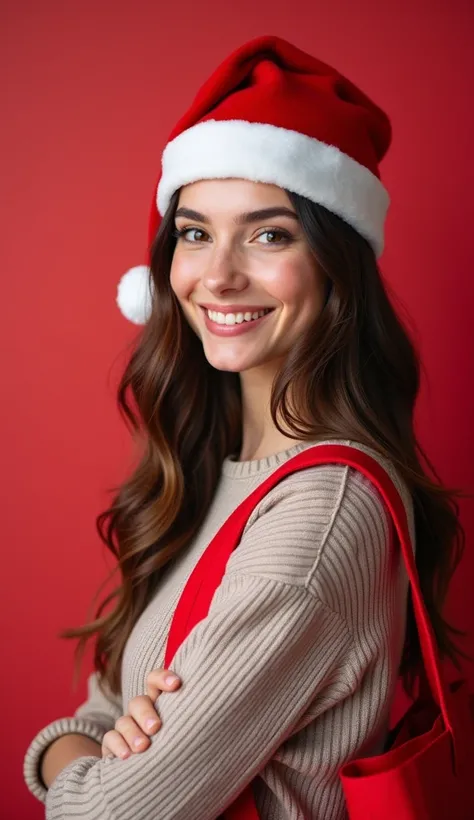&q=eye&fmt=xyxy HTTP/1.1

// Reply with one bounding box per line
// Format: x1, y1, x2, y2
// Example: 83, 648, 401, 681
172, 226, 292, 245
172, 227, 209, 243
255, 229, 292, 245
